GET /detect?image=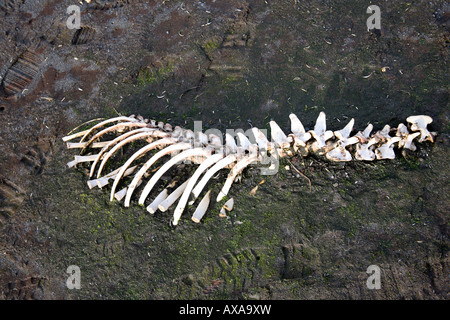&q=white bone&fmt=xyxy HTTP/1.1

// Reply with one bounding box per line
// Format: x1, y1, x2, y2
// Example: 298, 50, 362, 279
182, 129, 195, 142
110, 140, 182, 203
289, 113, 312, 143
314, 111, 327, 134
269, 121, 290, 149
191, 154, 238, 200
325, 119, 358, 162
147, 189, 169, 214
375, 137, 401, 159
355, 124, 373, 142
250, 128, 269, 149
216, 154, 259, 202
114, 187, 128, 201
219, 207, 227, 217
171, 126, 183, 138
326, 145, 353, 162
96, 165, 137, 188
195, 131, 209, 146
309, 112, 334, 151
164, 123, 173, 131
62, 129, 91, 142
208, 134, 223, 148
354, 141, 376, 161
362, 123, 373, 138
66, 141, 112, 149
289, 134, 307, 149
79, 116, 139, 142
158, 179, 191, 212
115, 178, 146, 201
87, 179, 98, 189
223, 198, 234, 211
289, 113, 305, 136
406, 115, 435, 142
396, 123, 420, 151
191, 190, 211, 224
67, 154, 101, 168
96, 130, 167, 178
138, 148, 211, 205
396, 123, 409, 136
122, 142, 192, 206
225, 133, 237, 154
377, 125, 392, 140
87, 166, 123, 188
83, 121, 149, 150
402, 132, 421, 151
334, 118, 354, 140
236, 132, 251, 150
172, 153, 224, 225
89, 127, 158, 177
